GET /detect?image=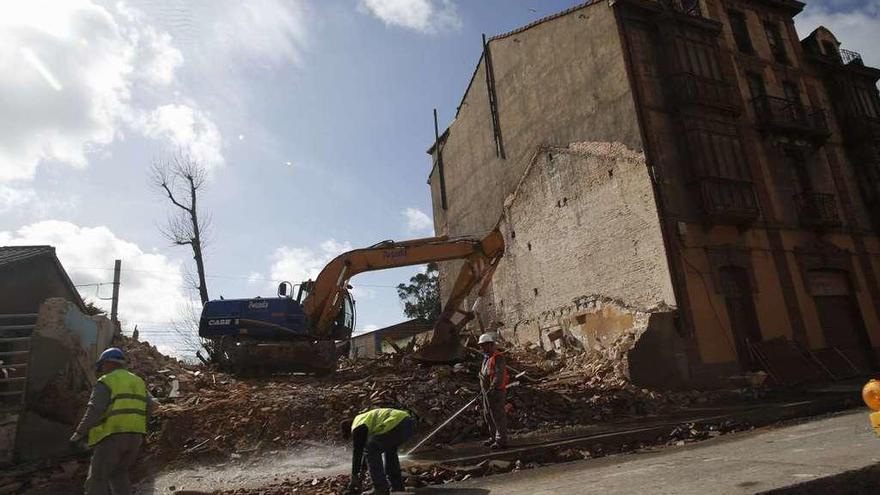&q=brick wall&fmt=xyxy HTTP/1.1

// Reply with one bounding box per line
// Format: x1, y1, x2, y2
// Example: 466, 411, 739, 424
492, 142, 676, 331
